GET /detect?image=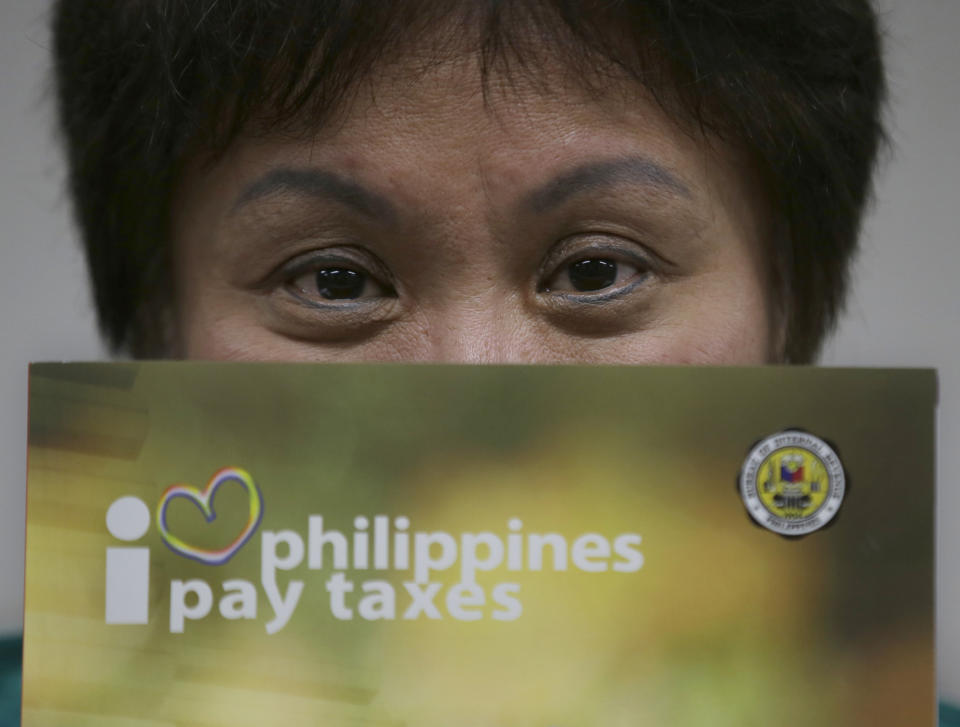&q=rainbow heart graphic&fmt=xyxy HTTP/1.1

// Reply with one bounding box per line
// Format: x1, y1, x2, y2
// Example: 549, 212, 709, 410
156, 467, 264, 565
